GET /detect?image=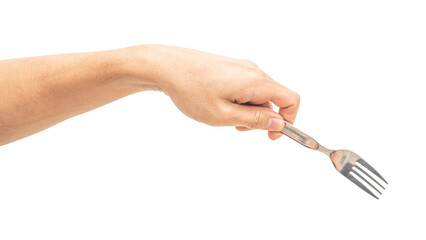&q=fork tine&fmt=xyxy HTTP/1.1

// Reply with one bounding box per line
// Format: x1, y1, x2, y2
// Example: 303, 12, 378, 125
354, 165, 385, 189
357, 159, 388, 184
351, 169, 382, 194
347, 173, 379, 199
